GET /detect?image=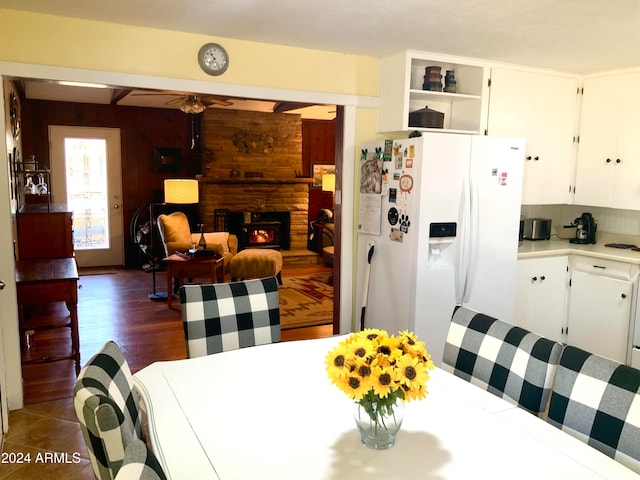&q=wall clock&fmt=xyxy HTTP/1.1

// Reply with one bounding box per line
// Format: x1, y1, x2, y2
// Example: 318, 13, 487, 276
198, 43, 229, 76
